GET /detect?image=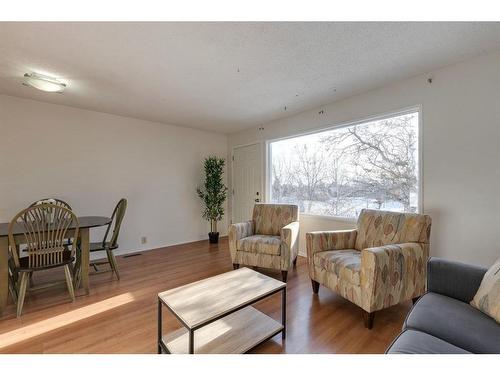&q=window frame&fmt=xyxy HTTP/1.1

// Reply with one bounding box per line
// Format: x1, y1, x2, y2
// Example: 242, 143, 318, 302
265, 106, 423, 221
